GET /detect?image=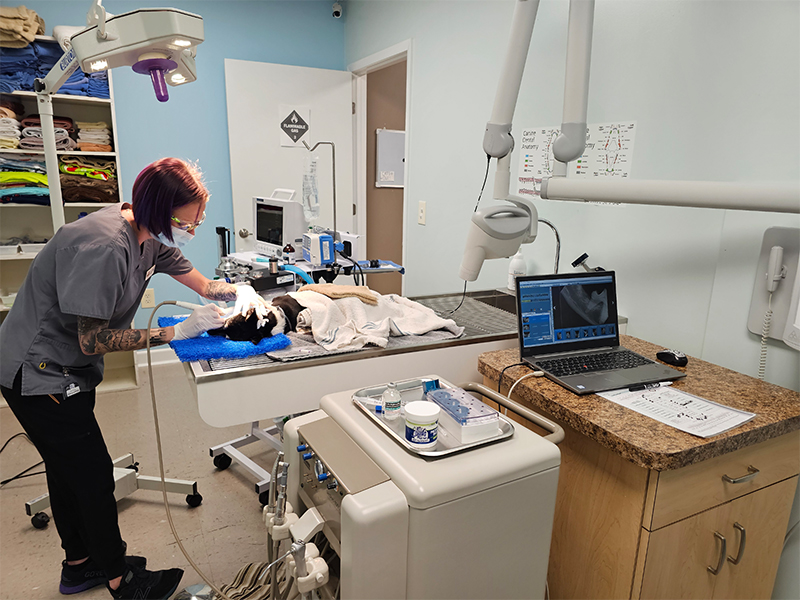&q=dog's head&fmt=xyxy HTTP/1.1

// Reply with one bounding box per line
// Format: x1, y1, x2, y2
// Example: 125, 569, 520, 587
207, 295, 306, 344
